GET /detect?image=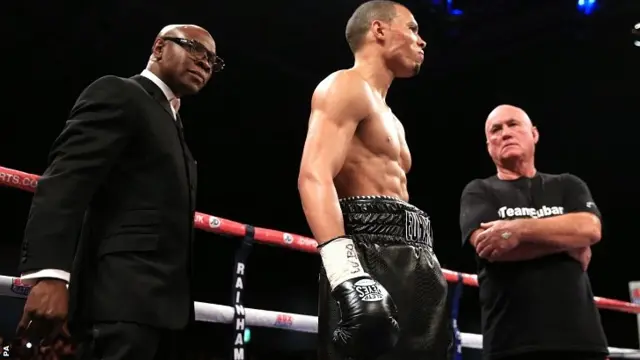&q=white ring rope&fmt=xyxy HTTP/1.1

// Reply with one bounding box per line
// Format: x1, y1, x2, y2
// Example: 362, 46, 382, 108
1, 275, 639, 358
